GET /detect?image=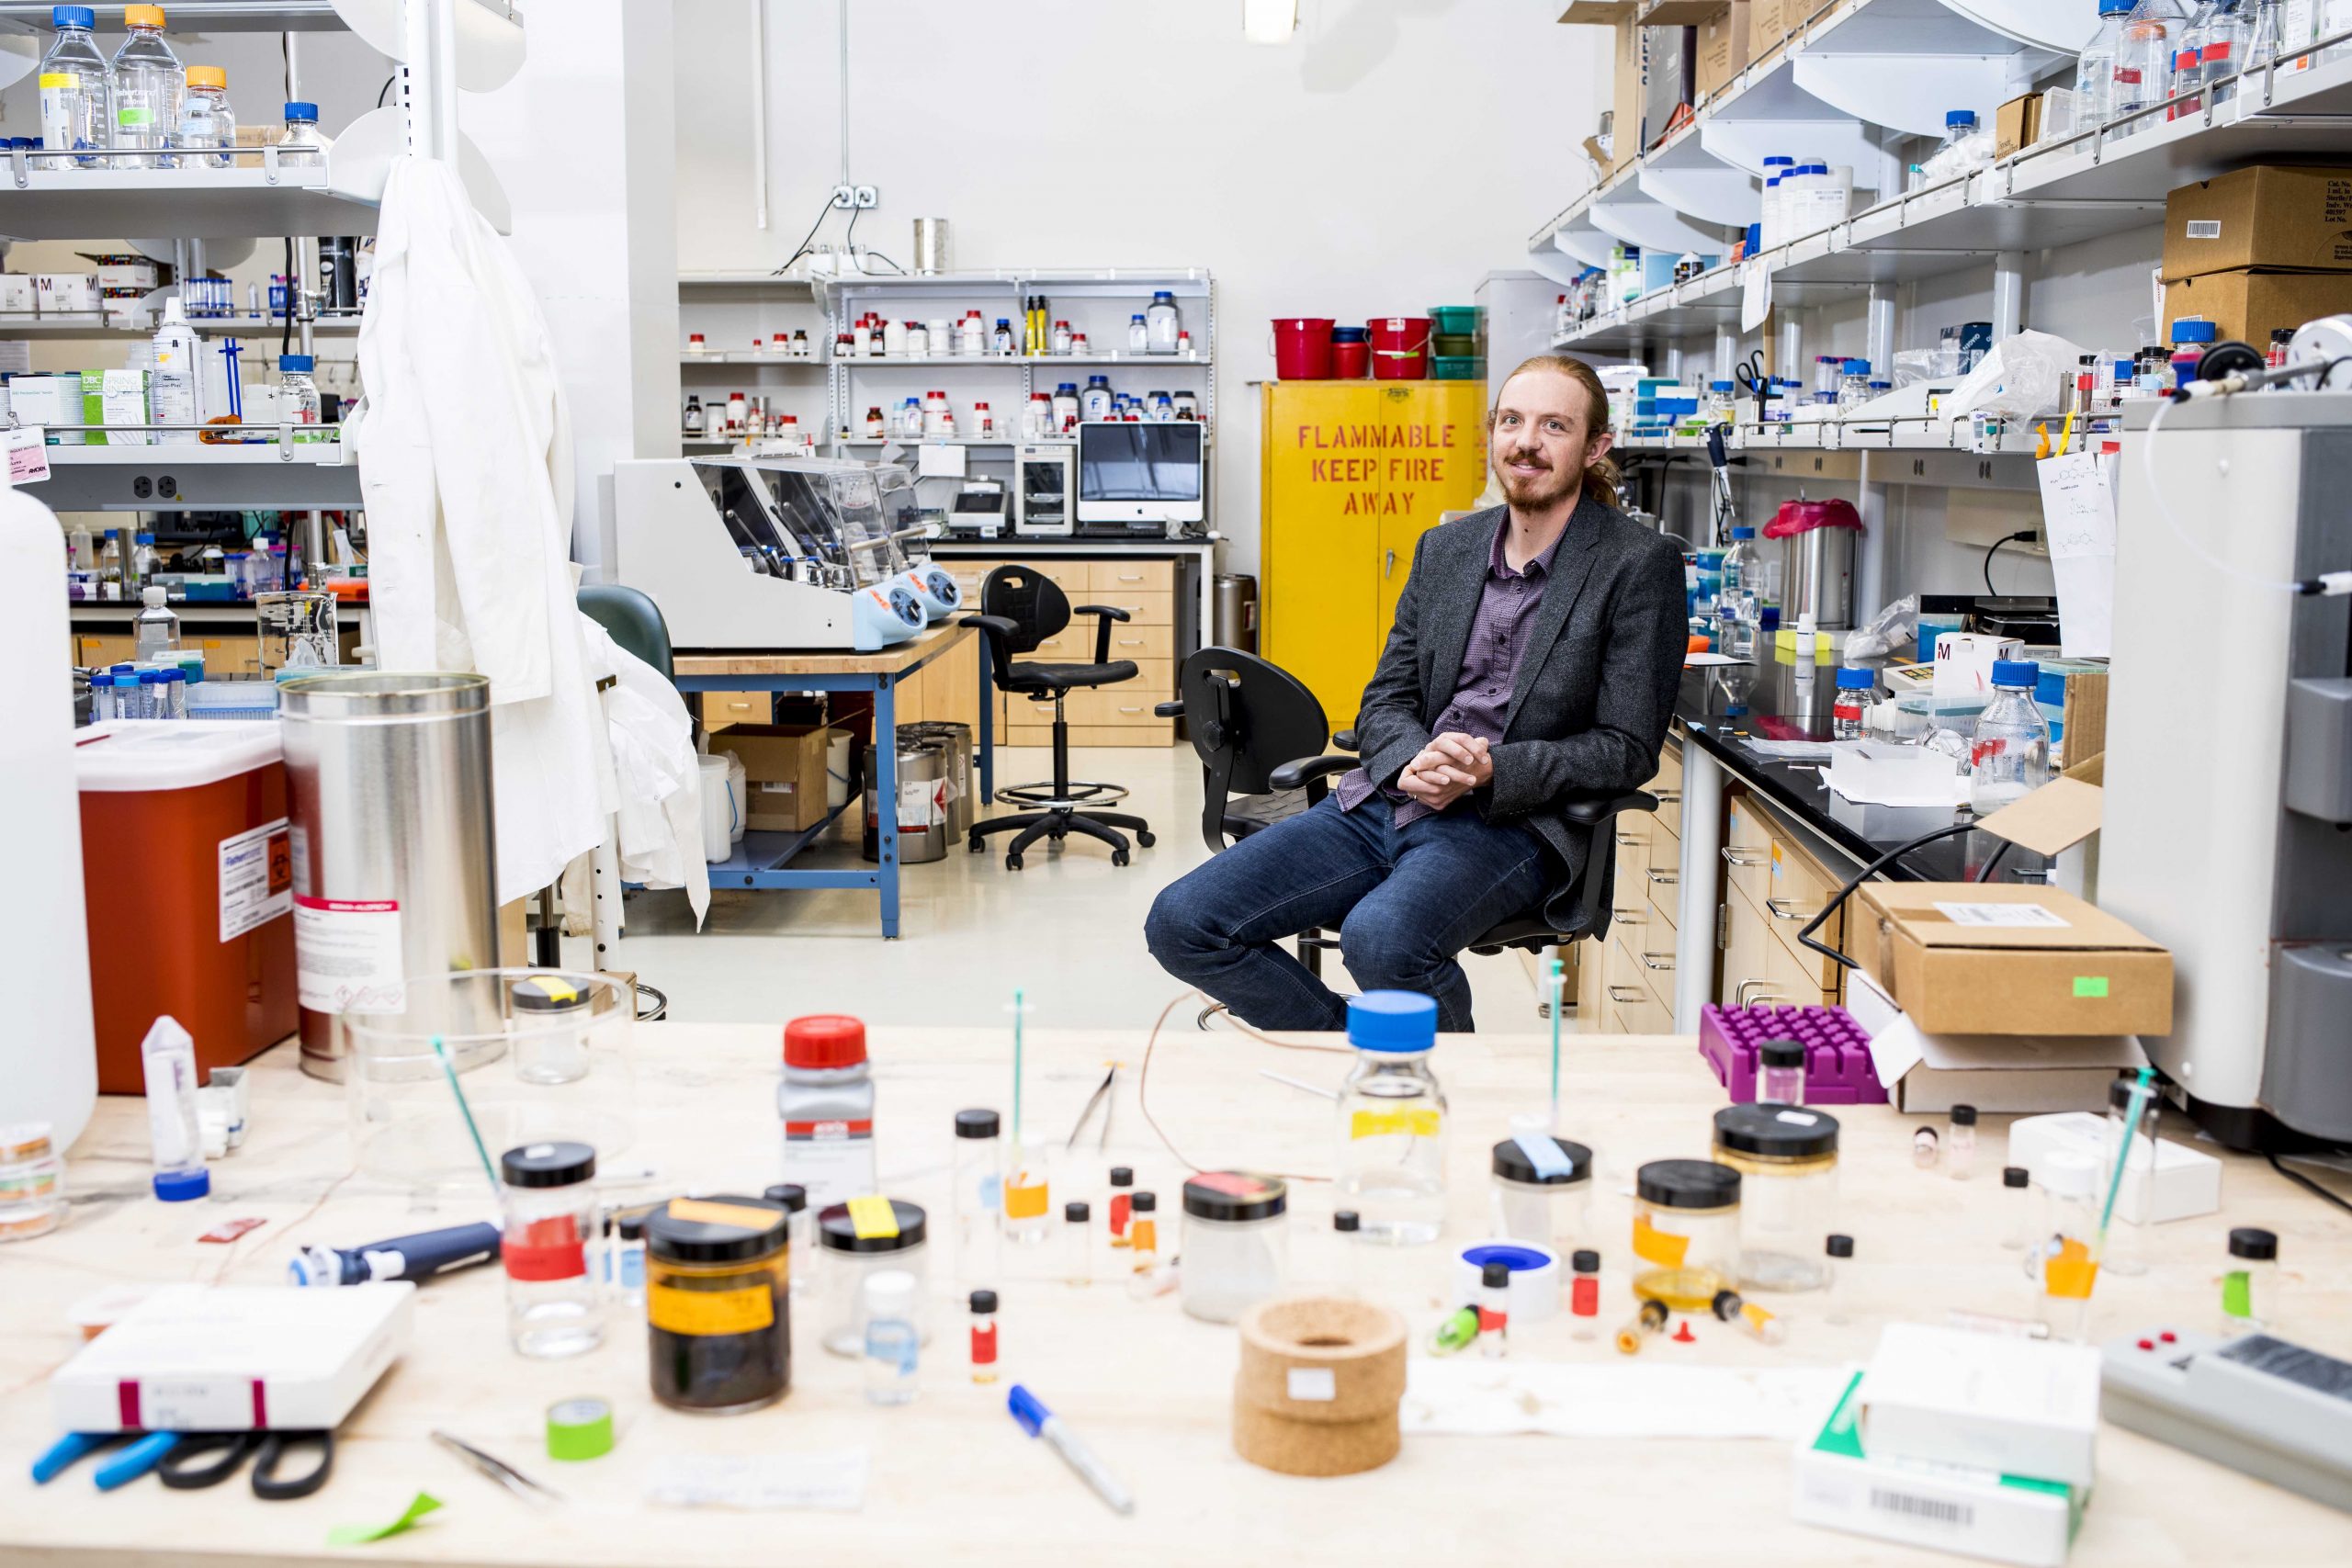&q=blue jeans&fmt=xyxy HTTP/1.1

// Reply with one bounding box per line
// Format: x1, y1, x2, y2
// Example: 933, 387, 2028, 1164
1144, 795, 1555, 1032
